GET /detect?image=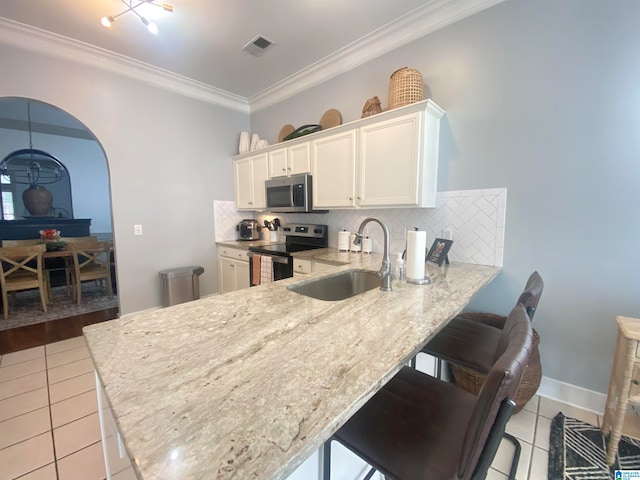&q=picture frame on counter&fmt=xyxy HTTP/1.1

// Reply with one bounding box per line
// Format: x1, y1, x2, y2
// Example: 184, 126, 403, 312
427, 238, 453, 266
